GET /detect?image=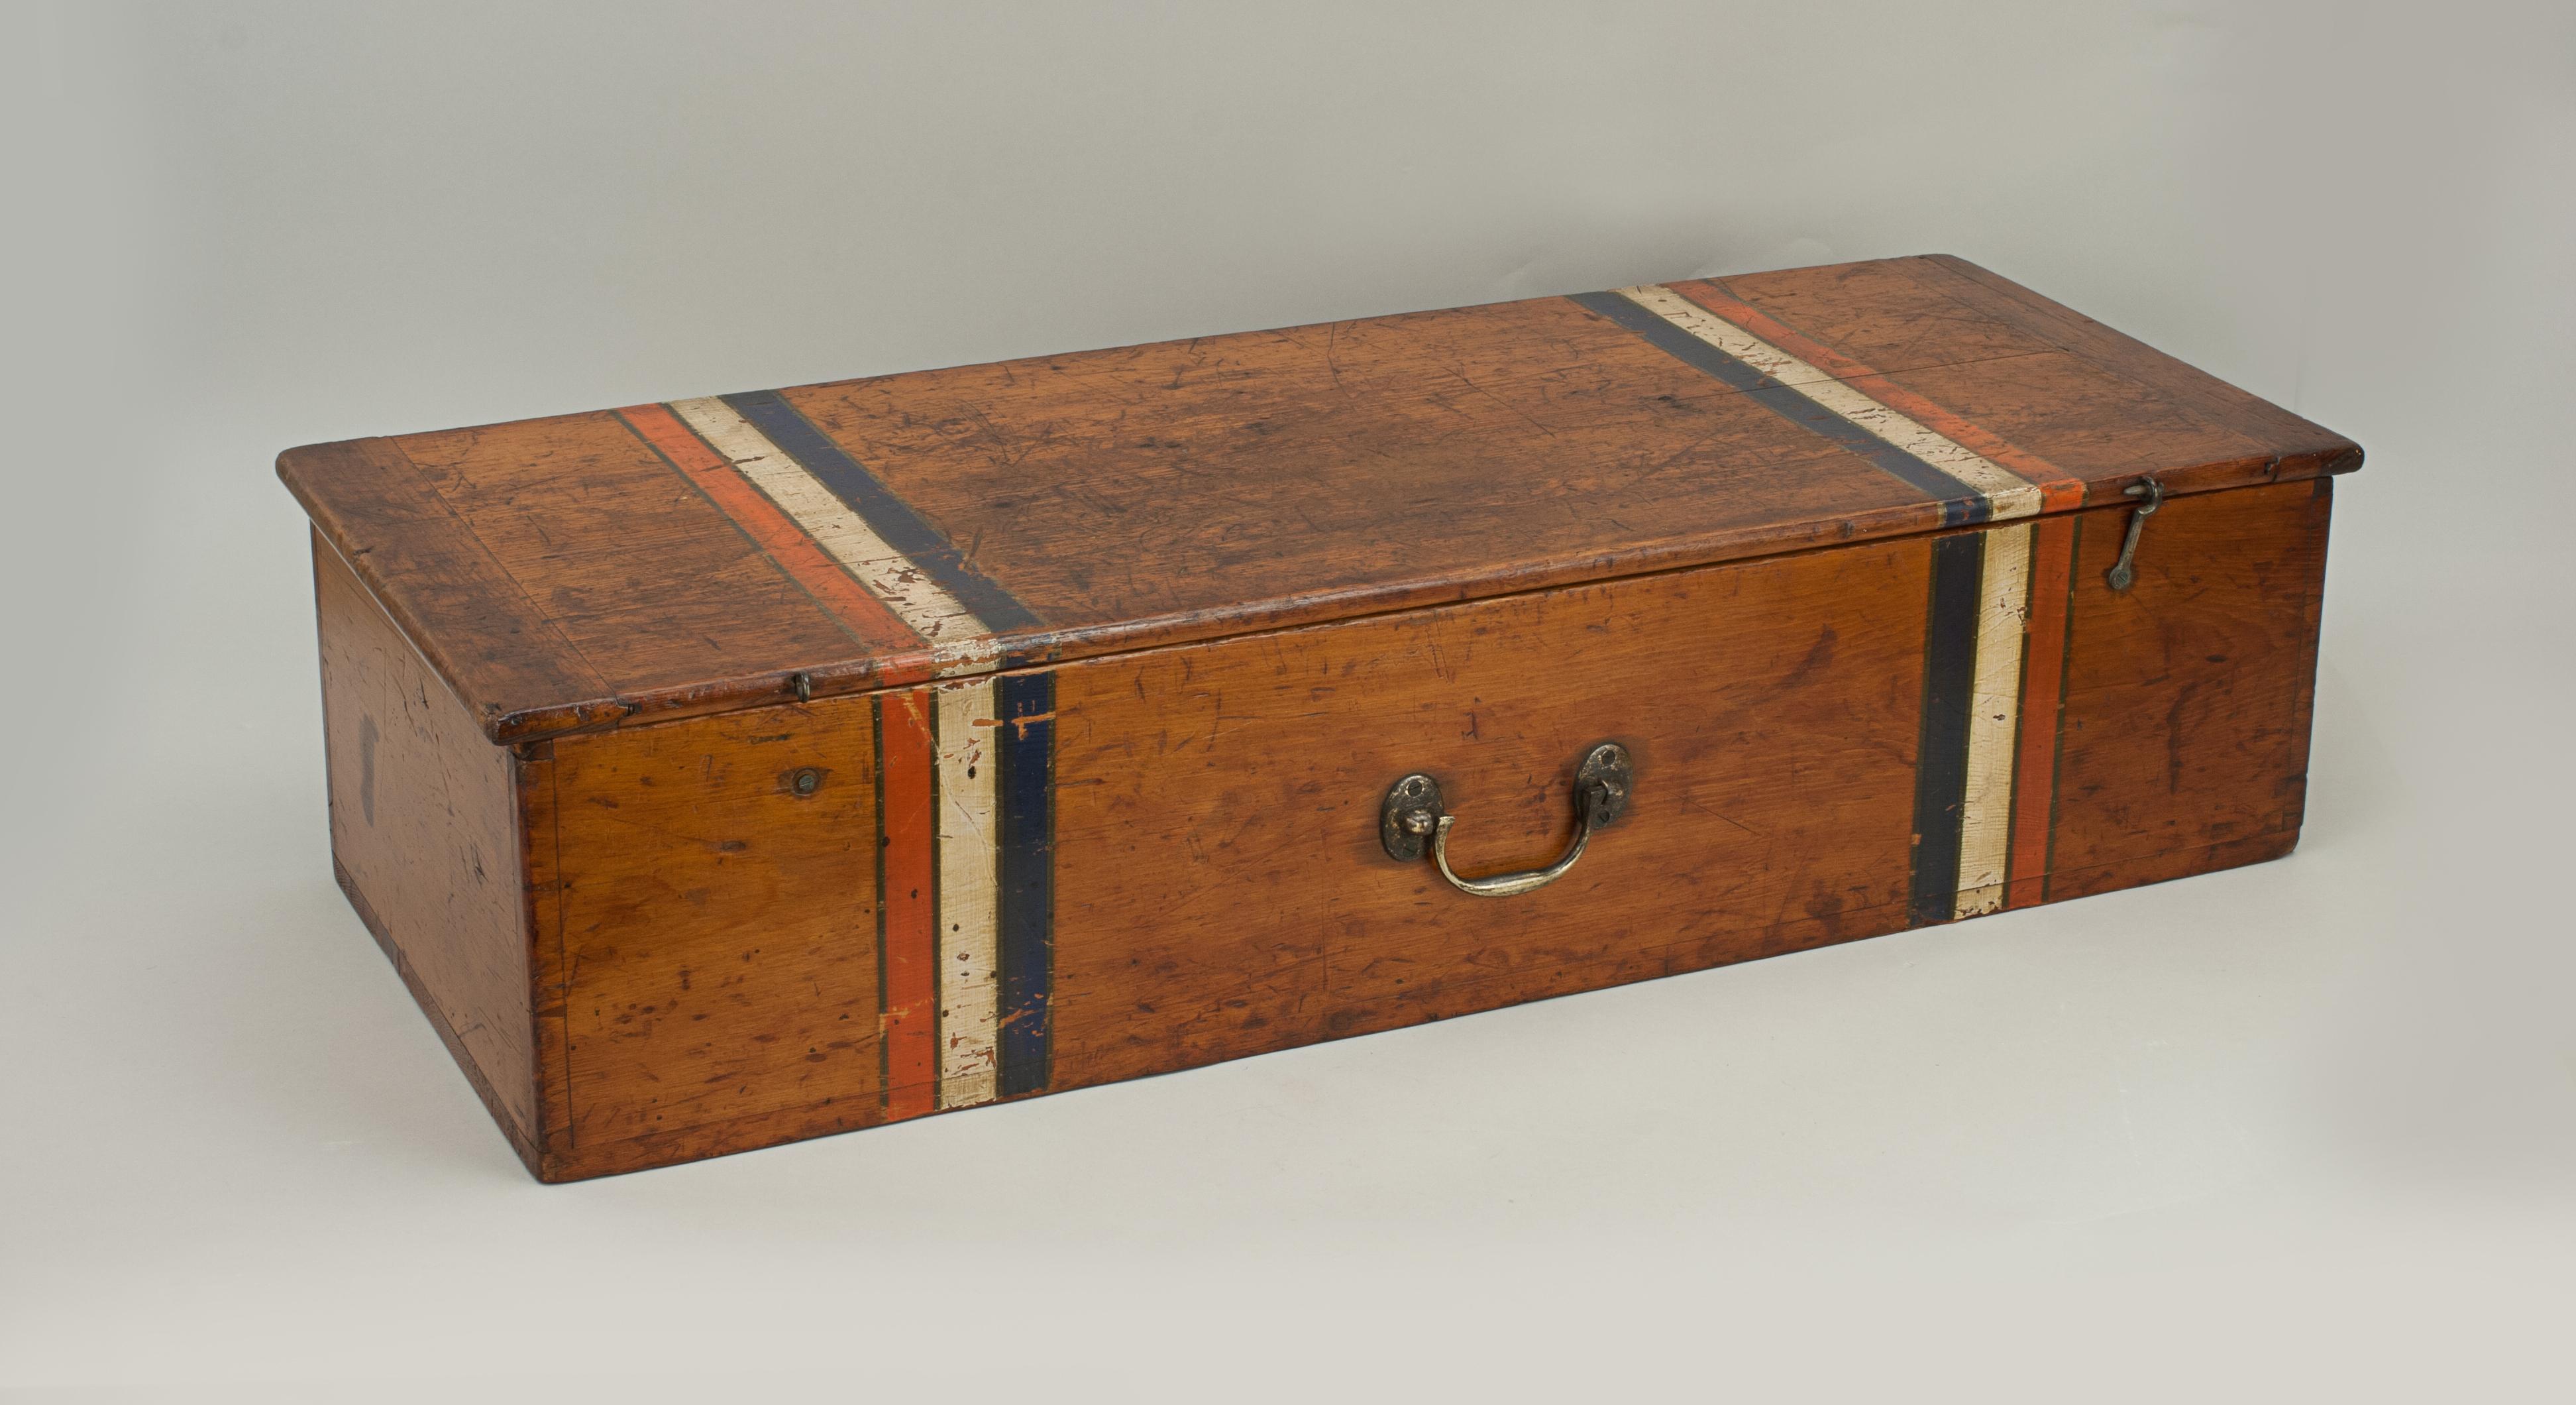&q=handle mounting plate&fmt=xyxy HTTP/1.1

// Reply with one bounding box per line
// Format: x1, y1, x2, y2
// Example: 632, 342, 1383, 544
1381, 742, 1633, 896
1380, 772, 1446, 863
